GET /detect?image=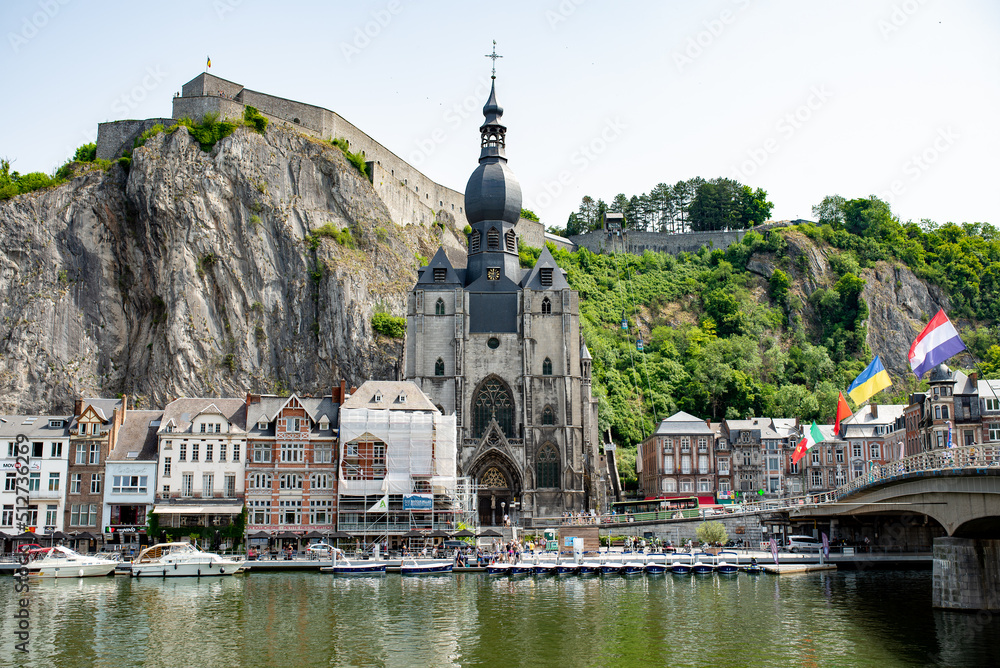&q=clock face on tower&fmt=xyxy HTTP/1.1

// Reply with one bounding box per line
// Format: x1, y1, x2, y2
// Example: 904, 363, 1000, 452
486, 267, 501, 281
